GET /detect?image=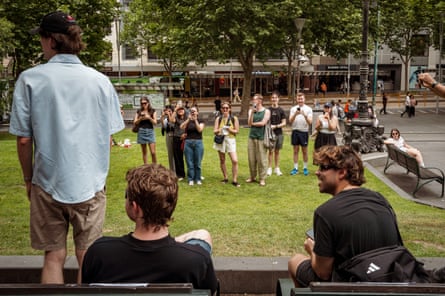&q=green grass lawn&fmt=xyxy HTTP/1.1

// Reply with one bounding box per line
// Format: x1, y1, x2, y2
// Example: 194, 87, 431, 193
1, 127, 445, 257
